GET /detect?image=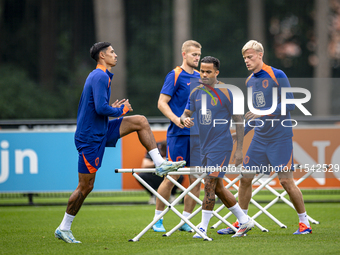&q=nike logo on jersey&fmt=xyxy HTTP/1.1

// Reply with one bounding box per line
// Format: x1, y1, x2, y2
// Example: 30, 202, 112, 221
196, 99, 201, 101
187, 83, 191, 85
